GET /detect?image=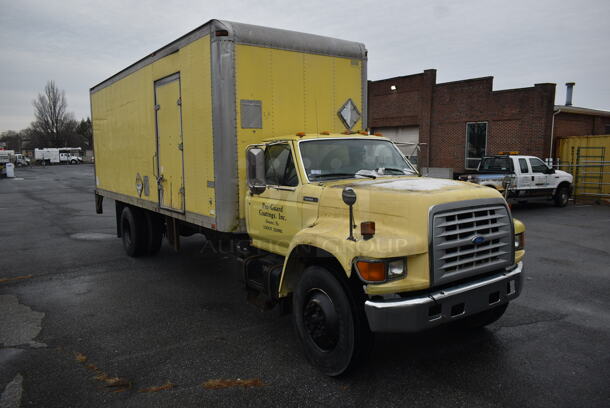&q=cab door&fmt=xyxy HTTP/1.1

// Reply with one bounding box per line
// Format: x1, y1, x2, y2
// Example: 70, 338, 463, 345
516, 157, 532, 190
246, 143, 302, 253
154, 73, 185, 212
529, 157, 550, 190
